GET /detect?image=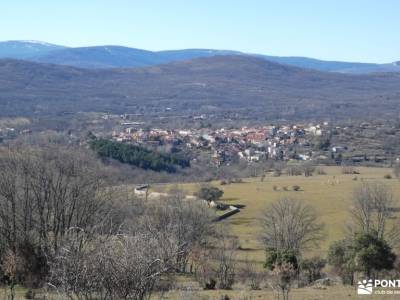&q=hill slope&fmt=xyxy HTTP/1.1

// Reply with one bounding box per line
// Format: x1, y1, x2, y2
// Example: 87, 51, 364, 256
1, 56, 400, 120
